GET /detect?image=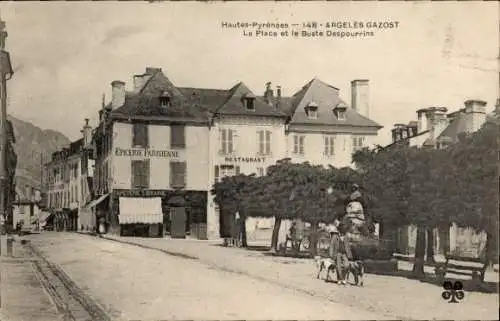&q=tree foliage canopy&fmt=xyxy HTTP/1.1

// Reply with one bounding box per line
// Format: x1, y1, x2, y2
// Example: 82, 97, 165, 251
353, 119, 498, 235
